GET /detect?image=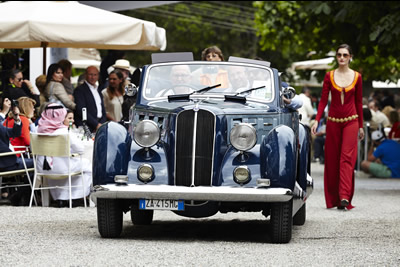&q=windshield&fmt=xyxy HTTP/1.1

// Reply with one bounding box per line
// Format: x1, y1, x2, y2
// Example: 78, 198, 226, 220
143, 63, 274, 102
